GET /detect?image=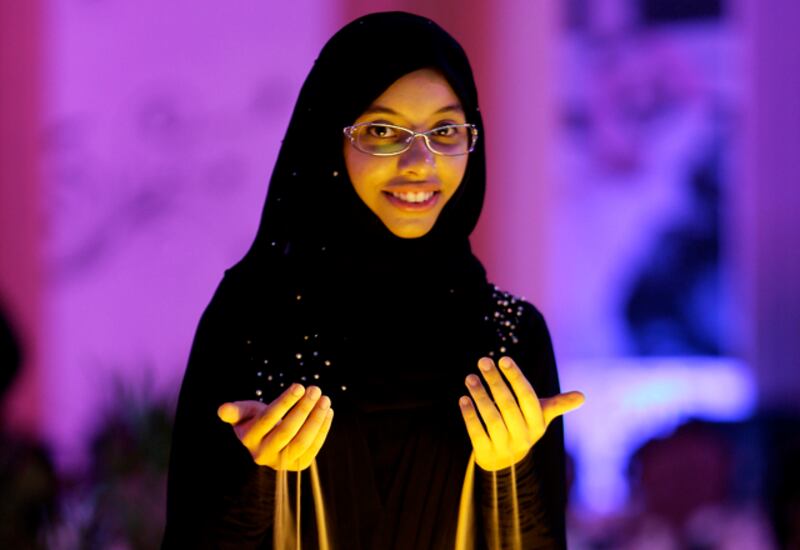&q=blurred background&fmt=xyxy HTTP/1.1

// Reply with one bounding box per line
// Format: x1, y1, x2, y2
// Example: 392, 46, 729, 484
1, 0, 798, 548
